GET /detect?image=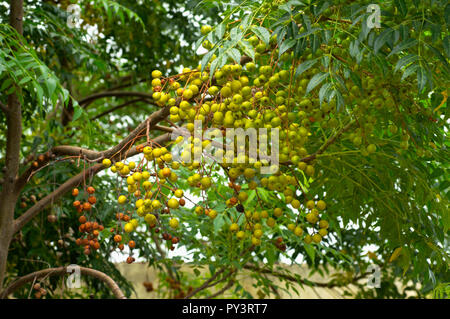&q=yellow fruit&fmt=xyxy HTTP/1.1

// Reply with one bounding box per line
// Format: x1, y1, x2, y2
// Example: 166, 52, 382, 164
124, 223, 134, 233
317, 200, 326, 210
266, 217, 275, 227
312, 233, 322, 243
253, 229, 263, 238
294, 226, 303, 236
102, 158, 111, 168
194, 206, 204, 215
236, 231, 245, 240
306, 213, 318, 224
174, 189, 183, 198
304, 234, 312, 244
144, 213, 156, 225
319, 220, 329, 229
291, 199, 300, 209
318, 229, 328, 237
273, 208, 282, 217
209, 210, 218, 219
118, 195, 127, 204
306, 200, 315, 210
169, 218, 179, 229
152, 200, 161, 209
229, 223, 239, 232
168, 198, 179, 209
130, 219, 138, 228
